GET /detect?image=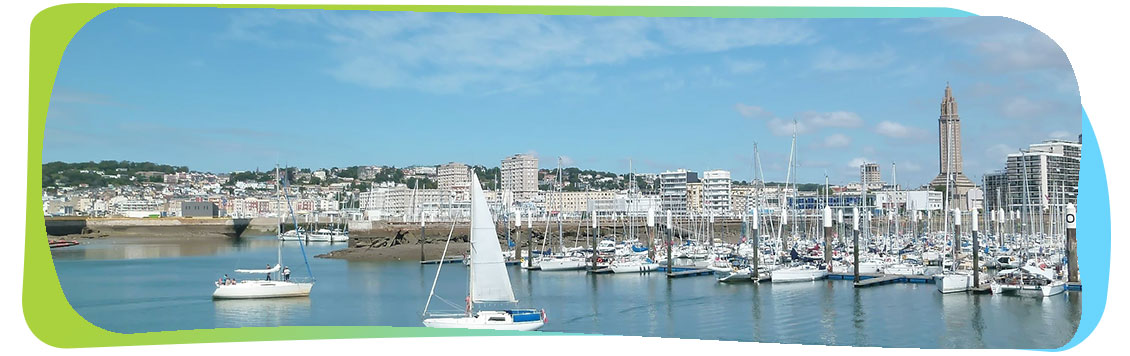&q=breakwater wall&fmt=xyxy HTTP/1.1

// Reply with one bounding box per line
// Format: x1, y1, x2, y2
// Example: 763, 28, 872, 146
44, 217, 252, 239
